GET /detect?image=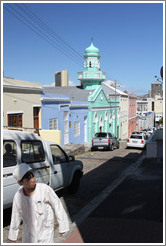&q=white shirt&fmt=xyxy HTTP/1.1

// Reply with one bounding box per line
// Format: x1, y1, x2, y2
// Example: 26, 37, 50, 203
8, 183, 69, 243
